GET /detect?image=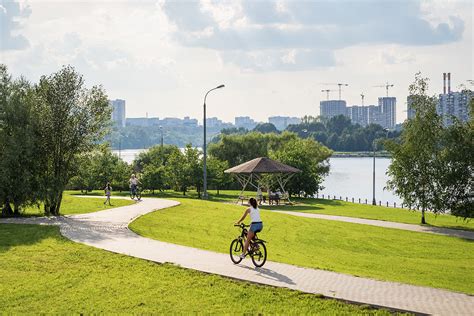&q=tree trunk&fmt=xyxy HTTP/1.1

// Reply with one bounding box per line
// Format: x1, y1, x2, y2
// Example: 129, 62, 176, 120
13, 203, 20, 217
48, 192, 63, 216
1, 199, 13, 217
421, 207, 426, 224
